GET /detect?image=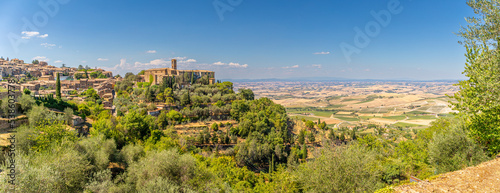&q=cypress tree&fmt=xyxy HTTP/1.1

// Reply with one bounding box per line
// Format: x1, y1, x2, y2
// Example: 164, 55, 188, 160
56, 73, 61, 99
191, 72, 195, 85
